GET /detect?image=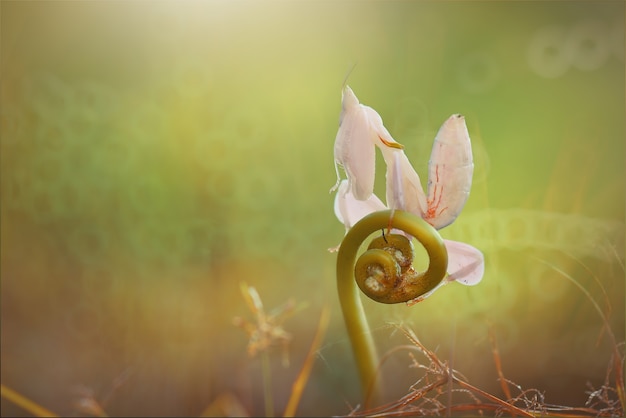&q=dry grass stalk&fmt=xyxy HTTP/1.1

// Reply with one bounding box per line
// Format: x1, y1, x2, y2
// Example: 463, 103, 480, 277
345, 319, 624, 418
